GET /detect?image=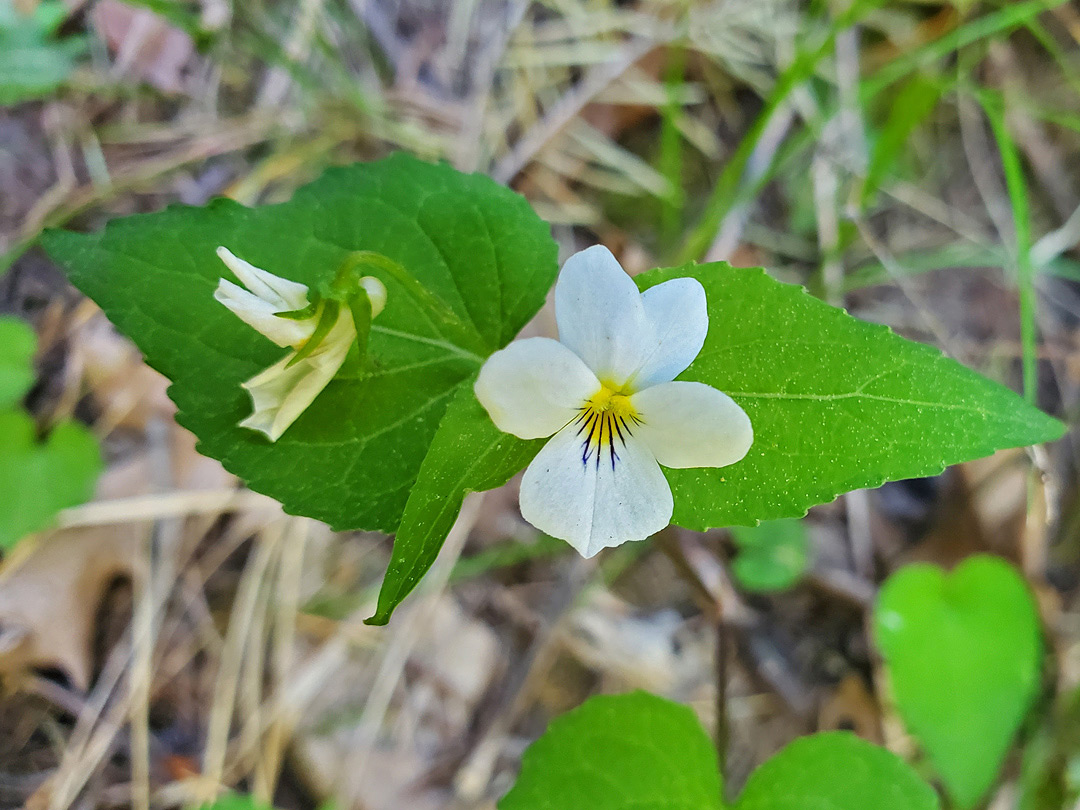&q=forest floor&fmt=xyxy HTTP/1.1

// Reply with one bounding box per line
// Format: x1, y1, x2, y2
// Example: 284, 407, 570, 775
2, 1, 1080, 808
